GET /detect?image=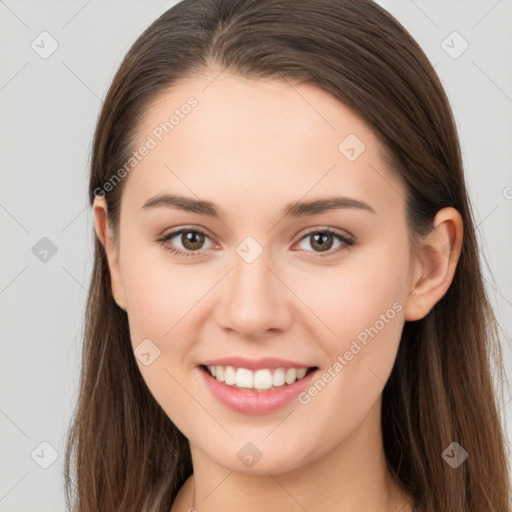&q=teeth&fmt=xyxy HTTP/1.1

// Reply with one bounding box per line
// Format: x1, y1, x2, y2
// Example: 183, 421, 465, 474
272, 368, 285, 387
205, 365, 312, 390
285, 368, 297, 384
253, 369, 273, 390
296, 368, 307, 380
224, 366, 236, 385
236, 367, 254, 388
